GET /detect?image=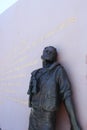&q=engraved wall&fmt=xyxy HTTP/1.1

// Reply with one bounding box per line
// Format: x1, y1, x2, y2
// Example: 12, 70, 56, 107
0, 0, 87, 130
